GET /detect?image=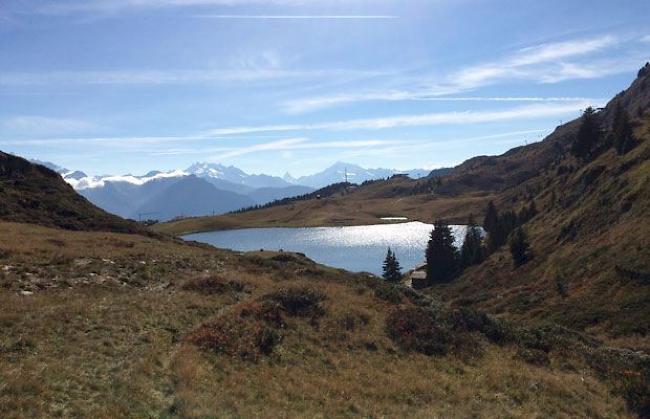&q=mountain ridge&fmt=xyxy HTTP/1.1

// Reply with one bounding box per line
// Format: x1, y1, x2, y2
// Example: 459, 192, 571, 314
0, 152, 149, 234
